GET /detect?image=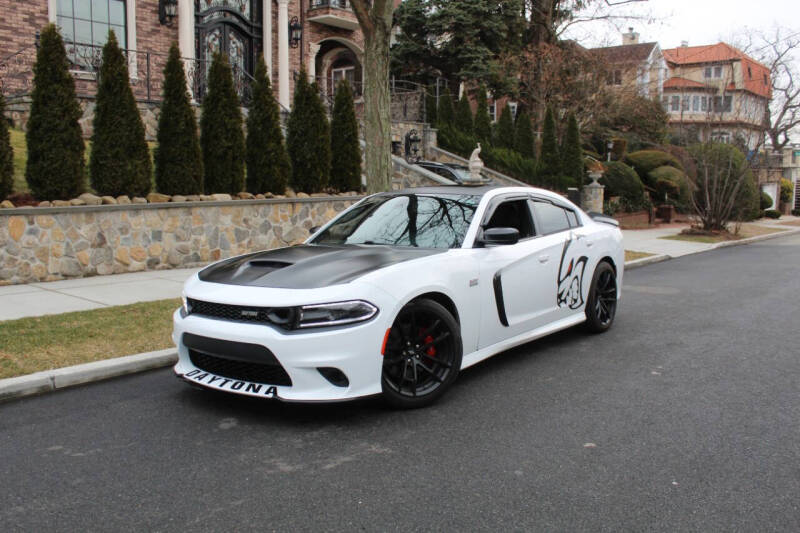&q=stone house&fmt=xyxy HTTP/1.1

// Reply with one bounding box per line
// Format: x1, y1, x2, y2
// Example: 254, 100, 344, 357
591, 28, 667, 102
